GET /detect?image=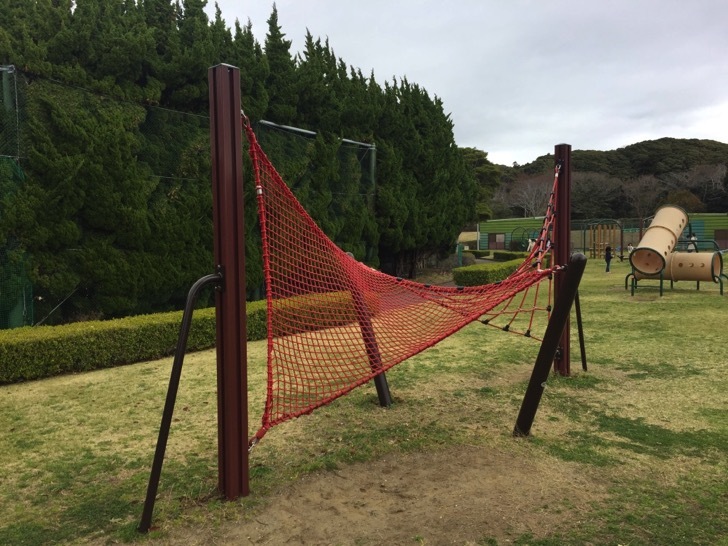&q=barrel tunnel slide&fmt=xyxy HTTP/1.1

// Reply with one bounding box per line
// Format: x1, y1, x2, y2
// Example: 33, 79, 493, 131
627, 205, 727, 295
